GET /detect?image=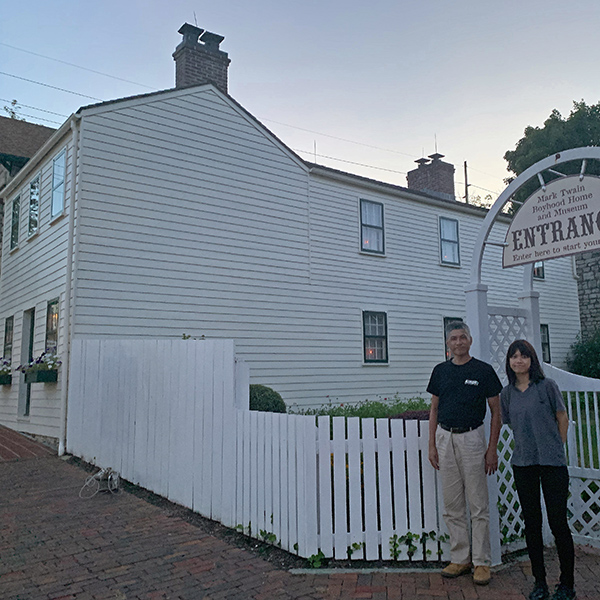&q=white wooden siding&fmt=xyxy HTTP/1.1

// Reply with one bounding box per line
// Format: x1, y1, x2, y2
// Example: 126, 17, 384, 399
67, 88, 581, 411
0, 85, 583, 438
0, 132, 74, 436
